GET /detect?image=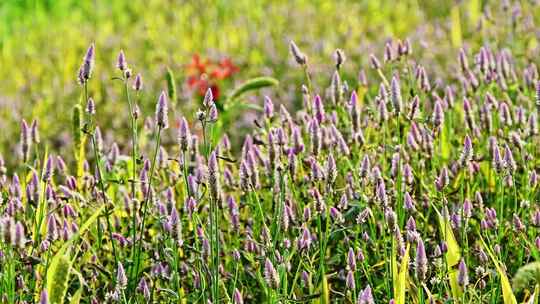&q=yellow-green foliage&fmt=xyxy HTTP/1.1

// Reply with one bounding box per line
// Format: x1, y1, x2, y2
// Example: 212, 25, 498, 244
481, 238, 517, 304
166, 67, 177, 106
435, 208, 462, 300
47, 253, 72, 304
395, 244, 410, 304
